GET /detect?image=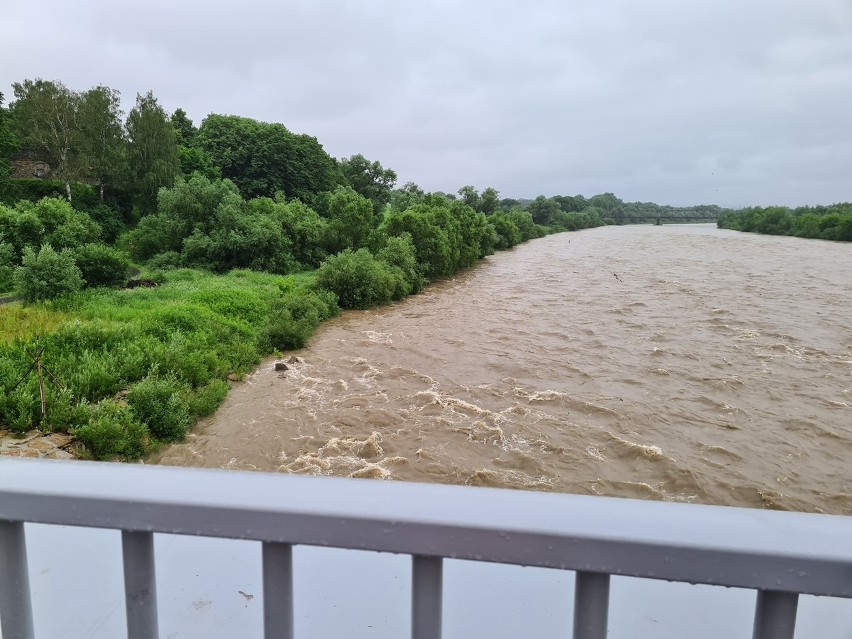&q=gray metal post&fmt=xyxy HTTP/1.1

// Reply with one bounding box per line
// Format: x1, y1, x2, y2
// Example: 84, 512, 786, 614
262, 542, 294, 639
573, 571, 610, 639
753, 590, 798, 639
0, 521, 35, 639
412, 555, 442, 639
122, 530, 159, 639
